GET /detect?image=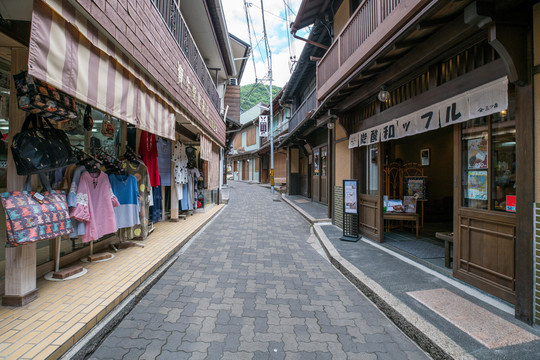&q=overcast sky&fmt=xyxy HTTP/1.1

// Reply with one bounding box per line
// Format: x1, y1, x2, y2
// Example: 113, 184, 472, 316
222, 0, 310, 88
